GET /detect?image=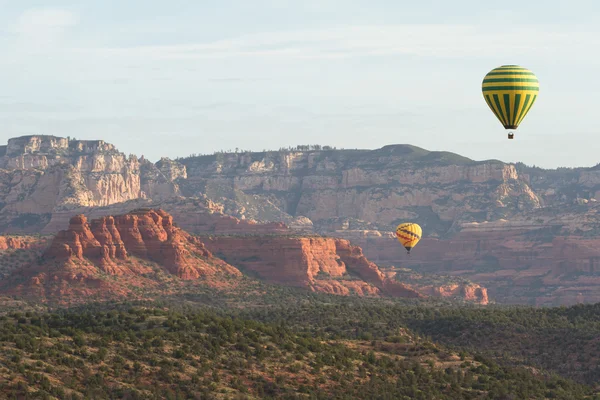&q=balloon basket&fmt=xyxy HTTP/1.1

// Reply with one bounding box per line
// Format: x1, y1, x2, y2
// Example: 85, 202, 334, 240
508, 132, 514, 139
